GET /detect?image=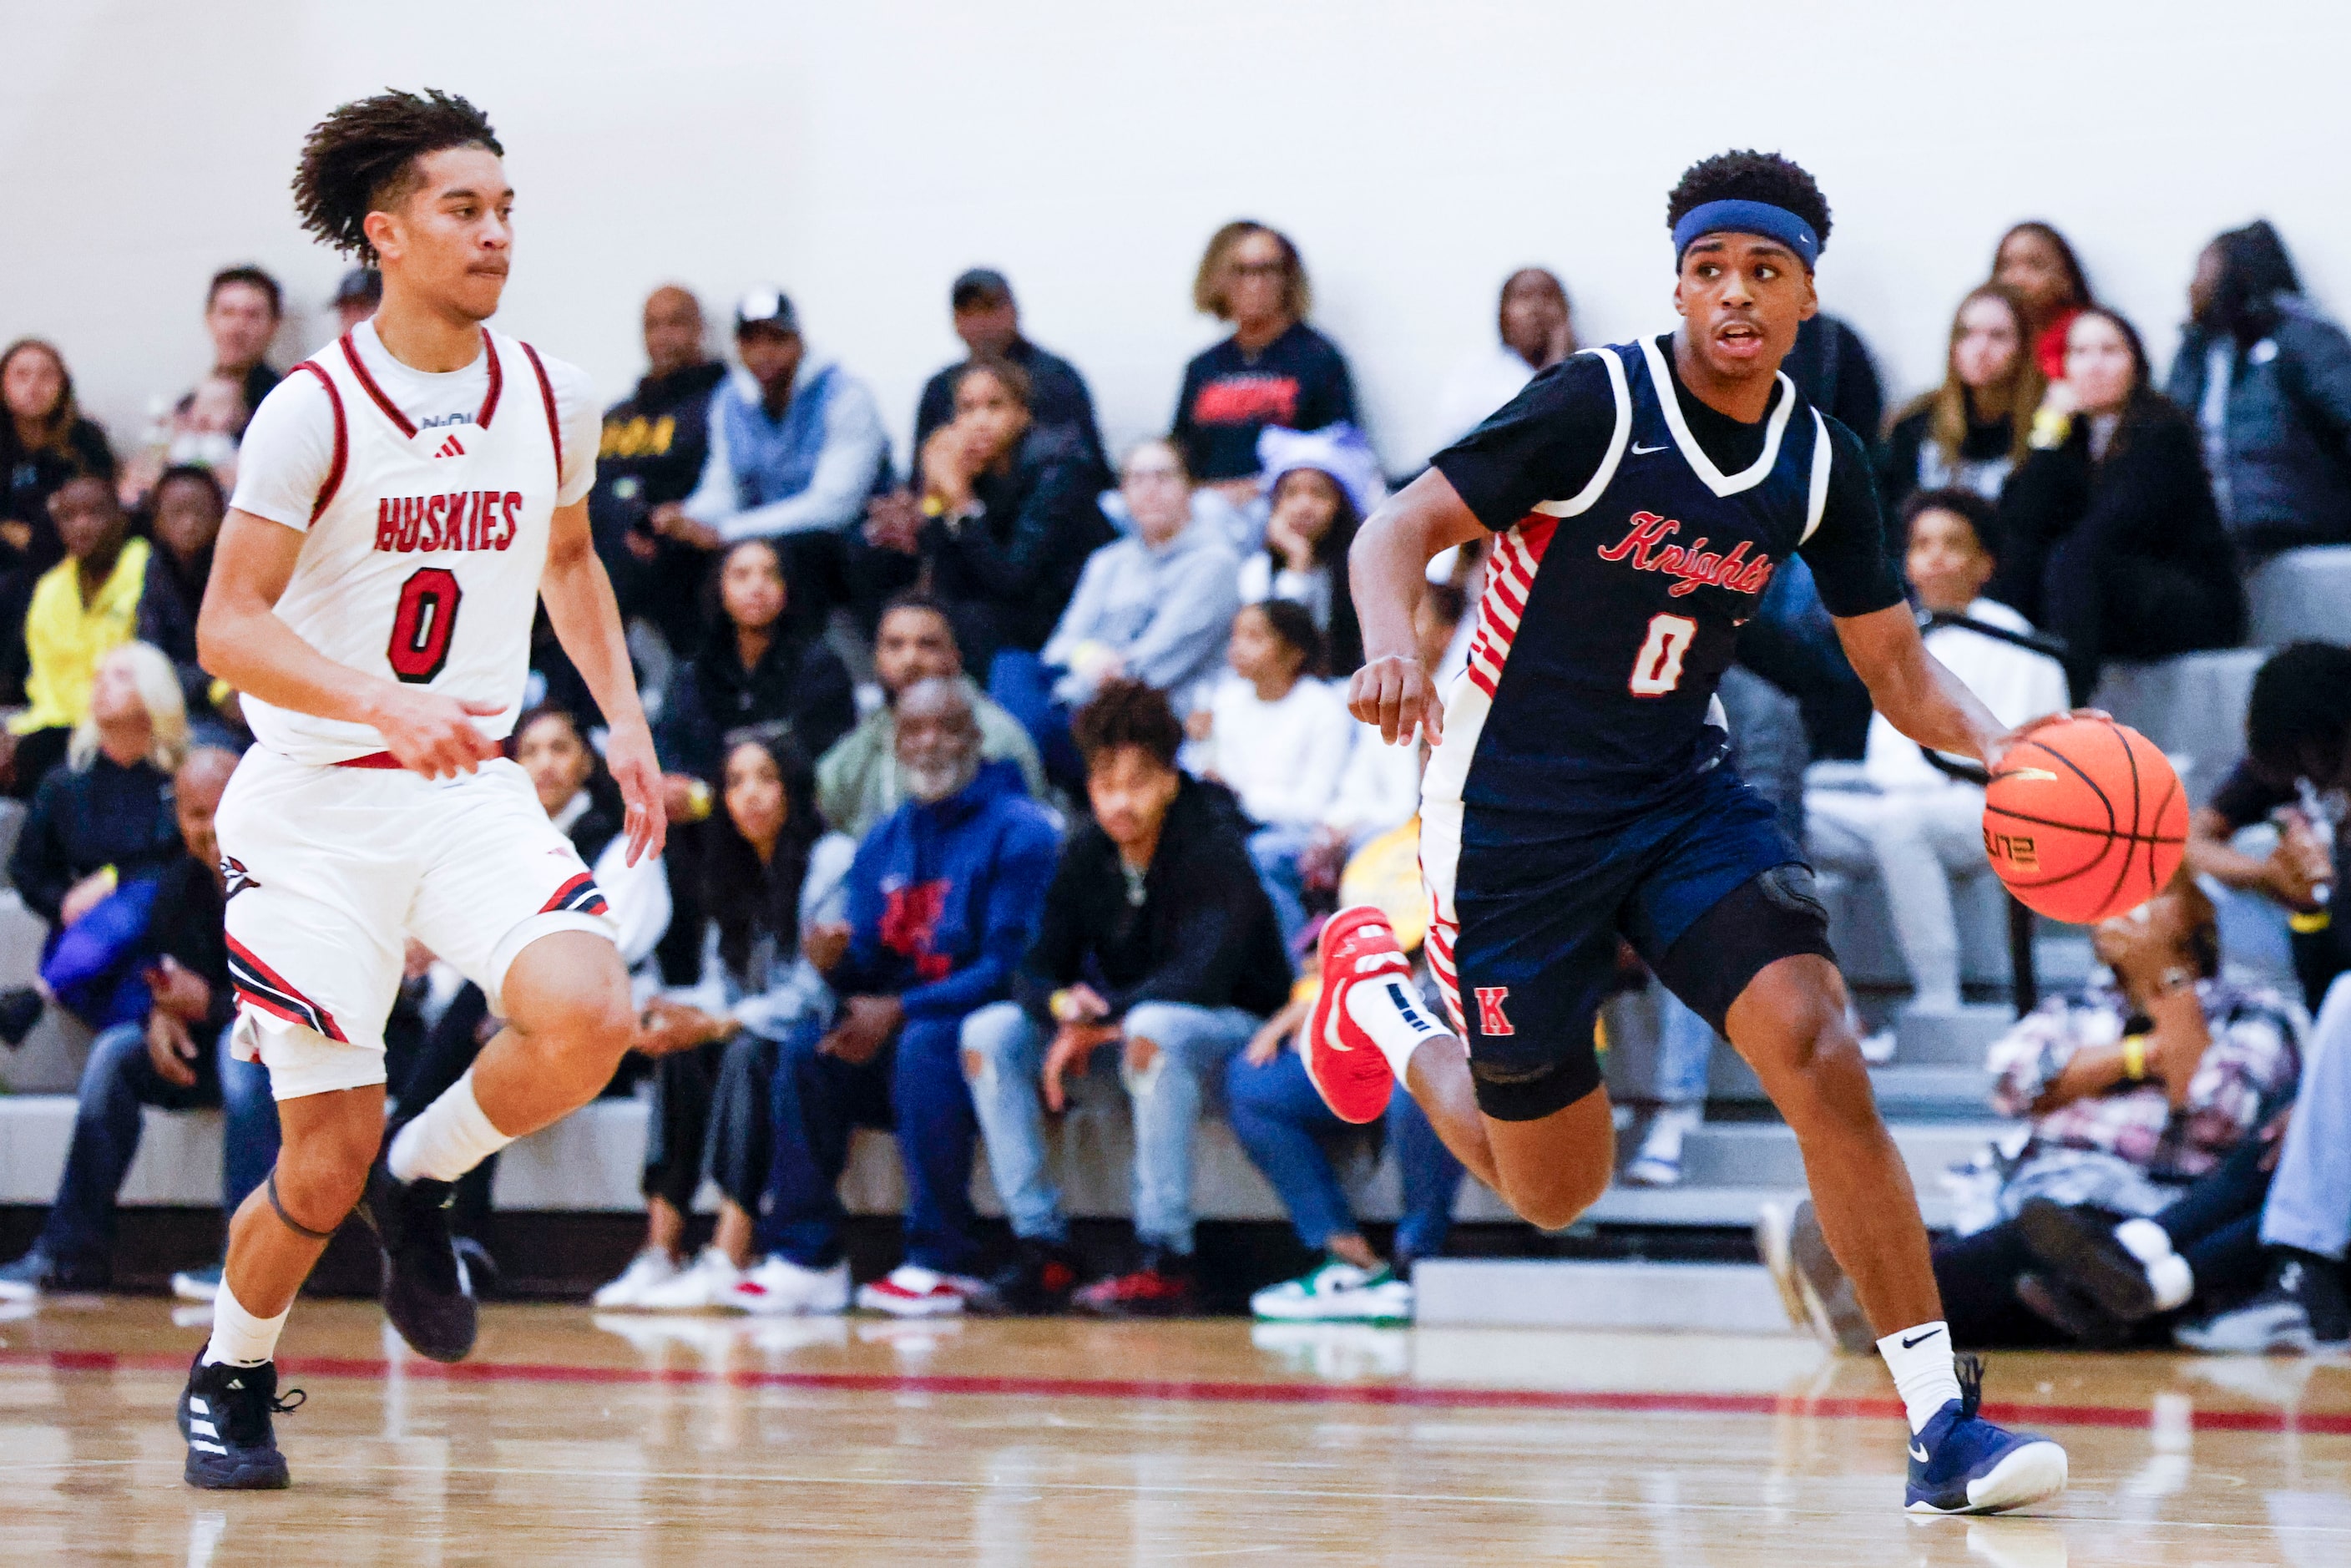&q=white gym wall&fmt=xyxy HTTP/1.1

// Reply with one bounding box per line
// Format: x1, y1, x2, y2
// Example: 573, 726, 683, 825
3, 0, 2336, 469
